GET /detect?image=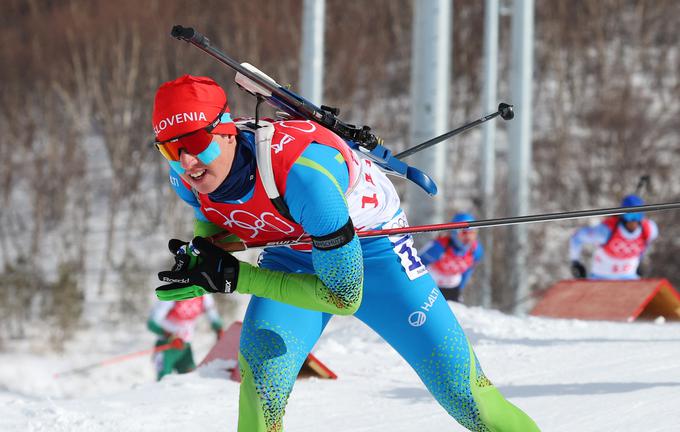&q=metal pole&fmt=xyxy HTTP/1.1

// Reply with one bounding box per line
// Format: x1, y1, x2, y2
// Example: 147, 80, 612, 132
407, 0, 452, 235
211, 202, 680, 251
508, 0, 534, 313
299, 0, 326, 104
396, 103, 512, 159
479, 0, 499, 309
